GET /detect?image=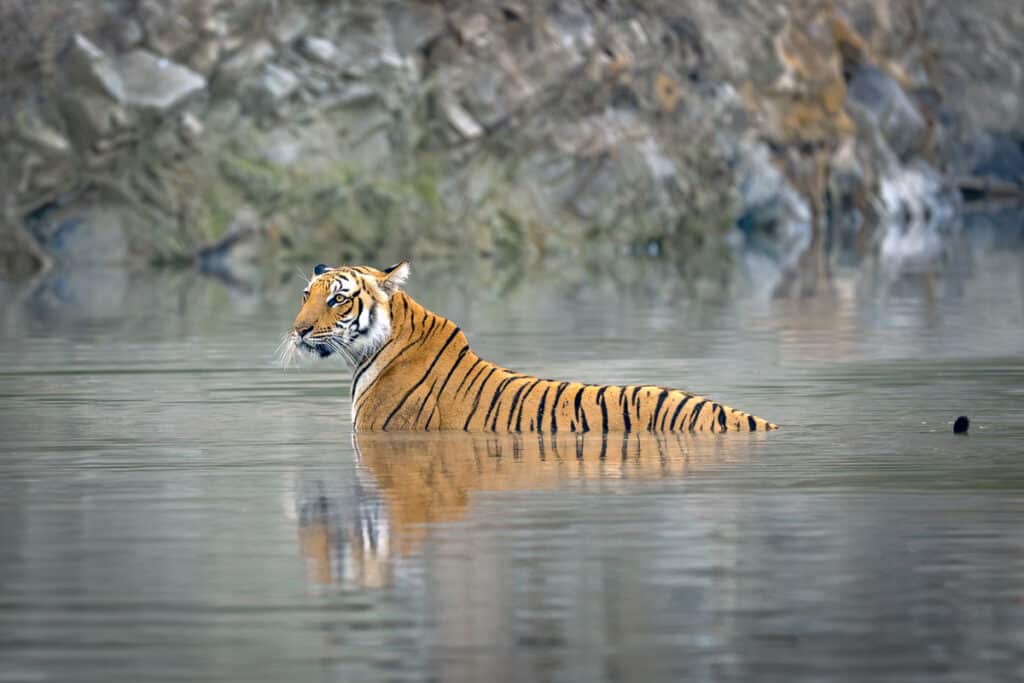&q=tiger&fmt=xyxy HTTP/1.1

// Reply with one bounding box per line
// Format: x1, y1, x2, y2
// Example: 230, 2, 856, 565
284, 262, 778, 433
